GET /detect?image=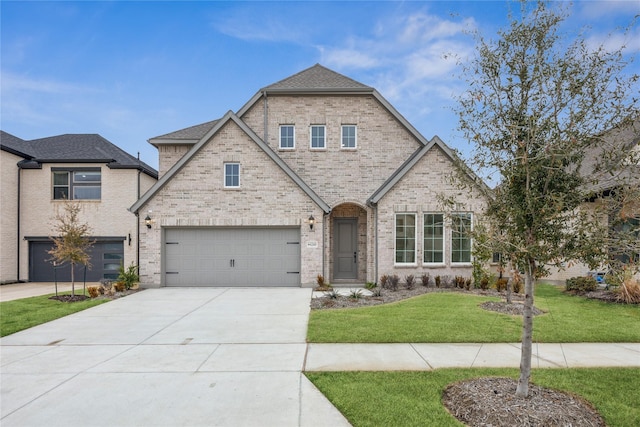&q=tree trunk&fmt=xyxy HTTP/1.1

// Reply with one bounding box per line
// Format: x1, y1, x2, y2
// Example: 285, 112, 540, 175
70, 262, 75, 296
516, 259, 535, 397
